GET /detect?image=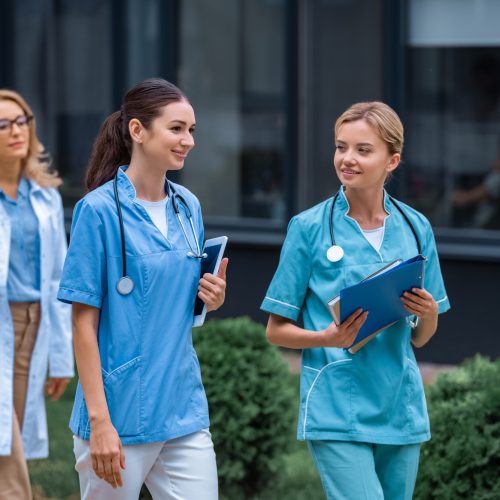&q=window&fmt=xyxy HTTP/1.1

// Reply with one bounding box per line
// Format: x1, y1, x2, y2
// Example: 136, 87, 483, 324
2, 0, 116, 207
177, 0, 287, 226
404, 0, 500, 231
